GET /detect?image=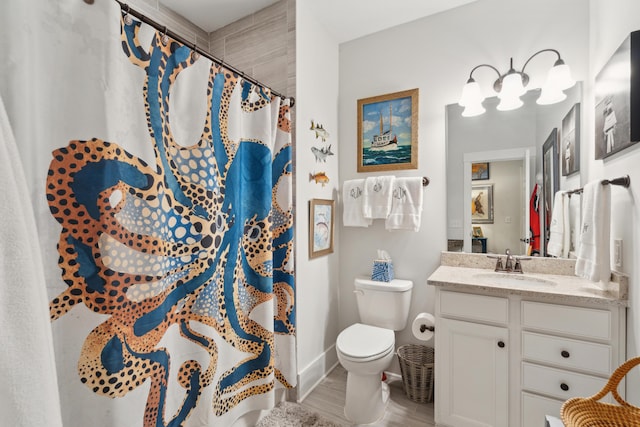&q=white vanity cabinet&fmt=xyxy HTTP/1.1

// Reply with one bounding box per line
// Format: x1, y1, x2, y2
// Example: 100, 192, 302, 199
519, 301, 625, 427
434, 288, 626, 427
436, 291, 510, 427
